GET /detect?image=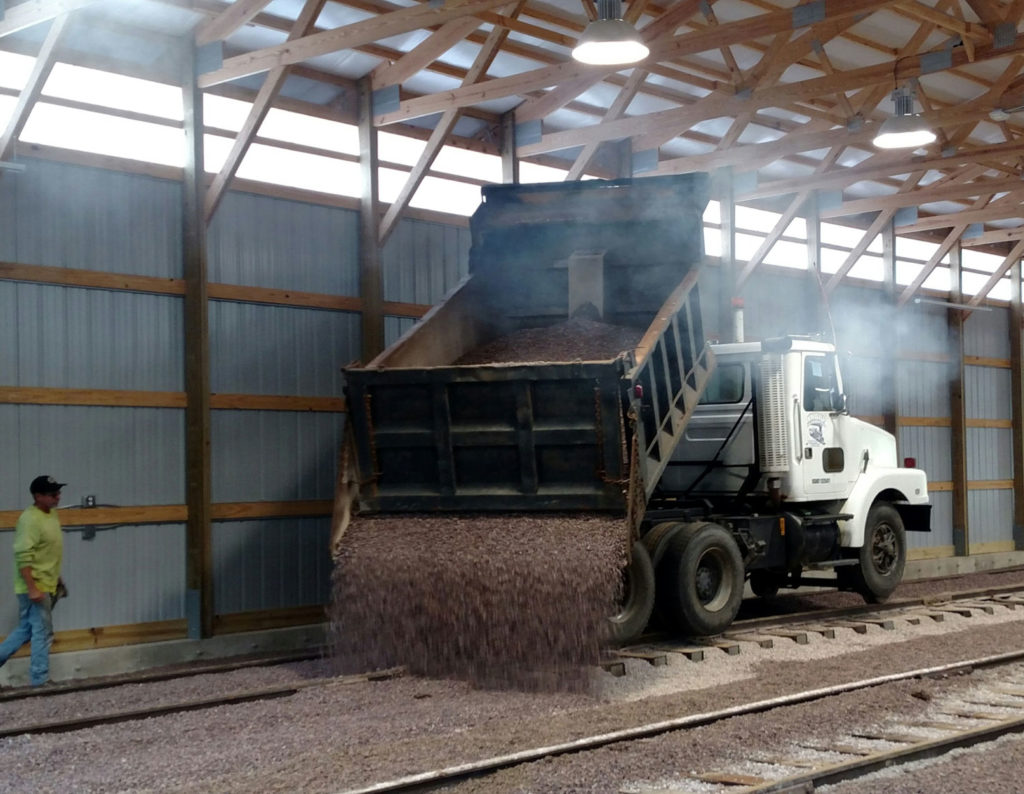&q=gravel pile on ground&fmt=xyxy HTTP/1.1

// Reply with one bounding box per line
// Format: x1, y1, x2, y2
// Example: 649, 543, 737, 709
327, 513, 628, 691
454, 317, 643, 364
